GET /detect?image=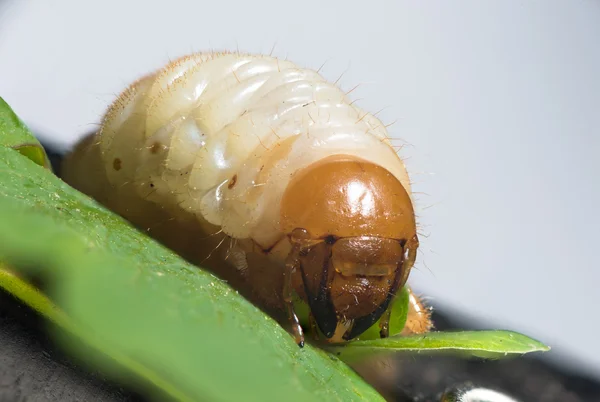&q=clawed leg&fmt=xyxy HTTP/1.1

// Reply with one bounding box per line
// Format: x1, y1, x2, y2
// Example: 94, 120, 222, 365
283, 253, 305, 347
